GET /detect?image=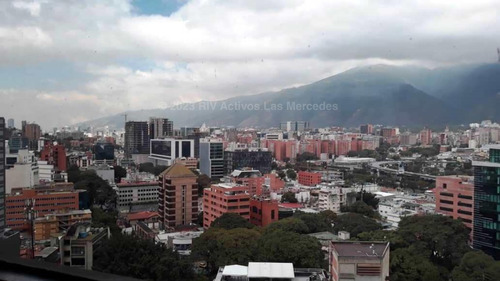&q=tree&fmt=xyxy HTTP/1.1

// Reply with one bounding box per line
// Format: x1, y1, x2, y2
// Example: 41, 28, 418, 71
357, 230, 407, 250
67, 164, 81, 183
319, 210, 337, 225
192, 227, 261, 275
397, 215, 470, 271
197, 174, 211, 196
452, 251, 500, 281
286, 169, 297, 180
390, 248, 445, 281
344, 201, 377, 218
211, 213, 254, 230
332, 213, 382, 237
114, 165, 127, 182
91, 207, 120, 235
74, 170, 117, 208
296, 152, 318, 162
256, 230, 324, 268
293, 212, 332, 233
265, 217, 310, 234
93, 234, 196, 281
357, 191, 379, 209
281, 191, 298, 203
277, 170, 286, 180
